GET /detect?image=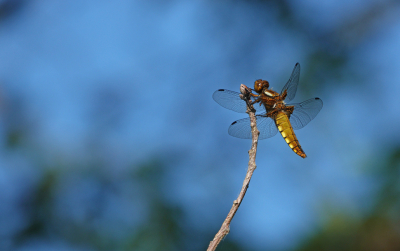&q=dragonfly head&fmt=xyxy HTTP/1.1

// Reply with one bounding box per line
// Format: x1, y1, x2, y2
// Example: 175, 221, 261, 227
254, 79, 269, 94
